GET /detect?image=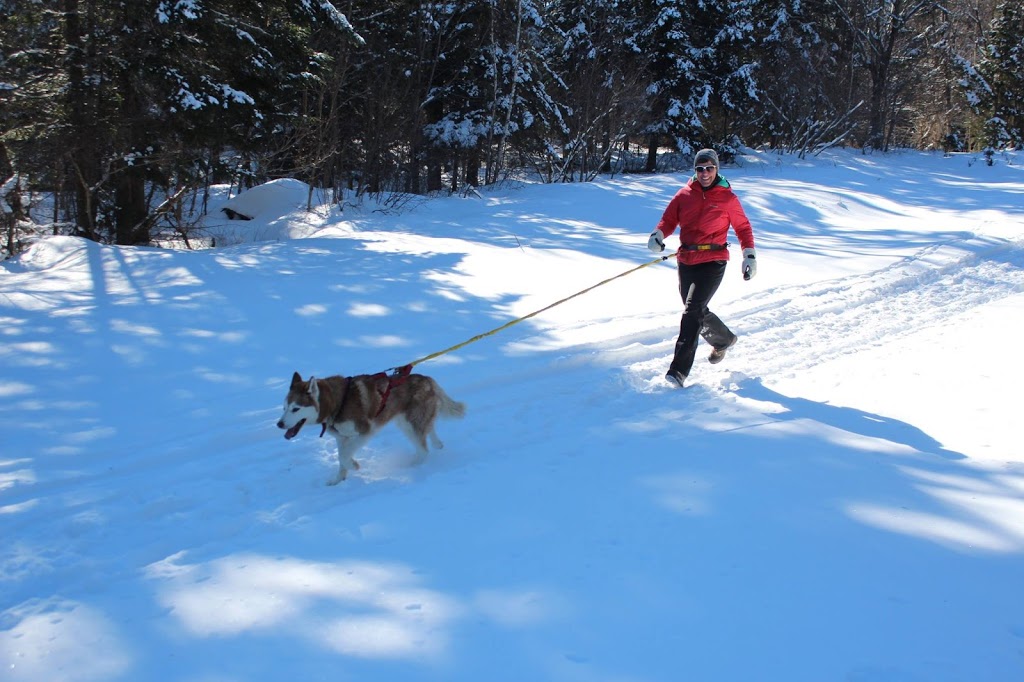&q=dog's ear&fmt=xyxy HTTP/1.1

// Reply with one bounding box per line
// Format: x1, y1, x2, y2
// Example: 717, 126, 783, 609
290, 371, 303, 389
308, 376, 320, 402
